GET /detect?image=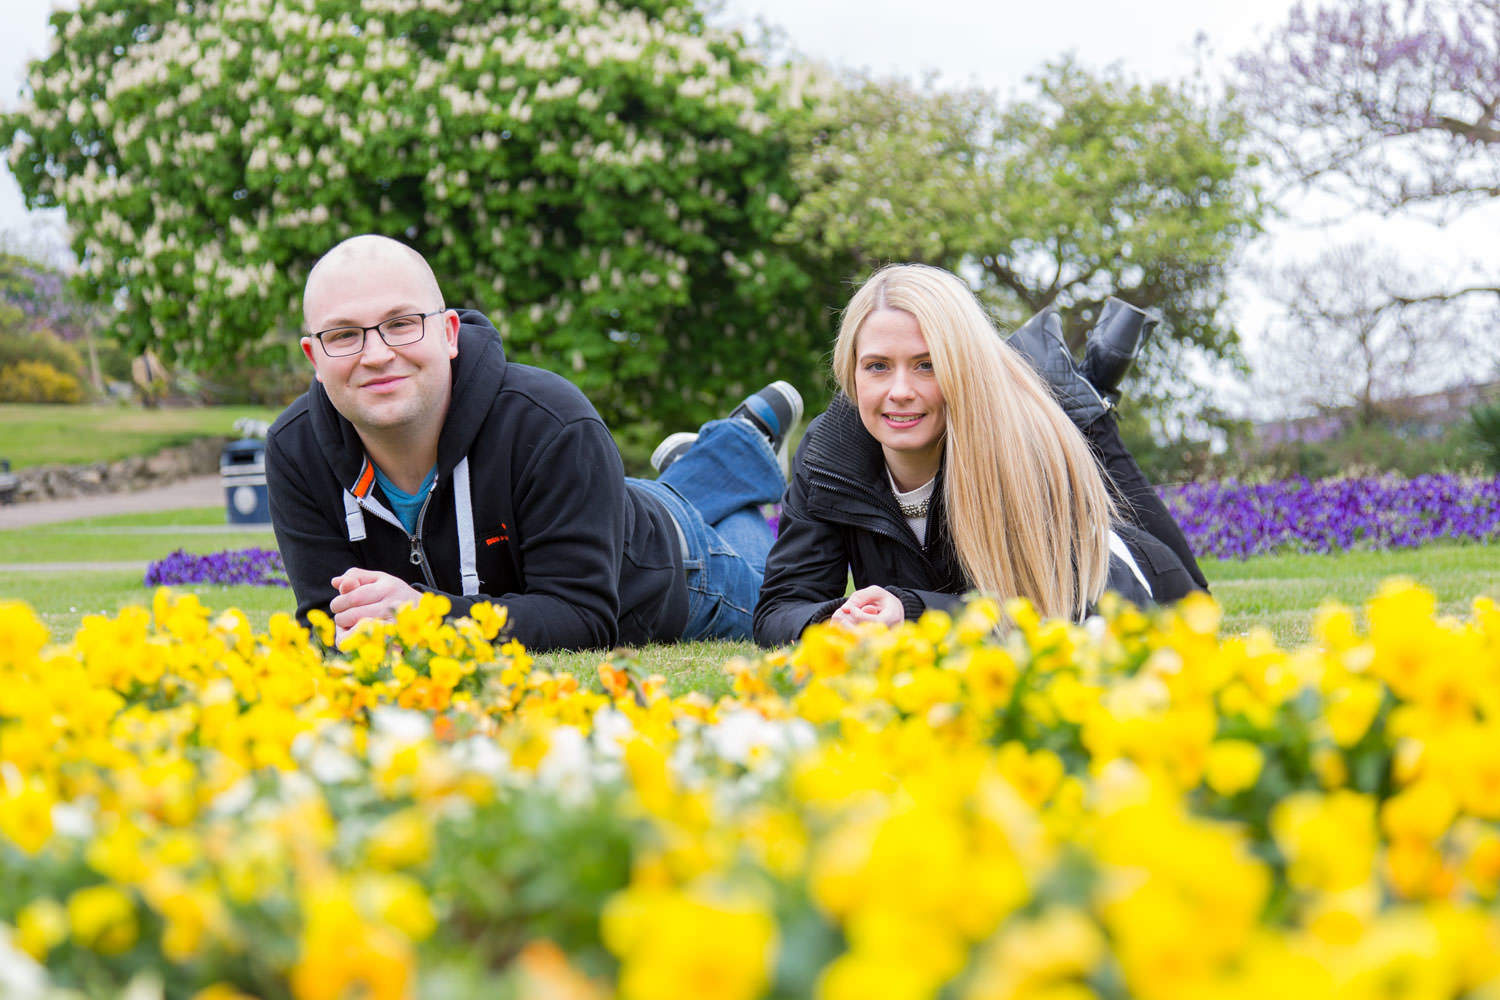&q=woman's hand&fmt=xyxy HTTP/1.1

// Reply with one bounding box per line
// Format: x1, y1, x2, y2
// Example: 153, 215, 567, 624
832, 585, 905, 630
